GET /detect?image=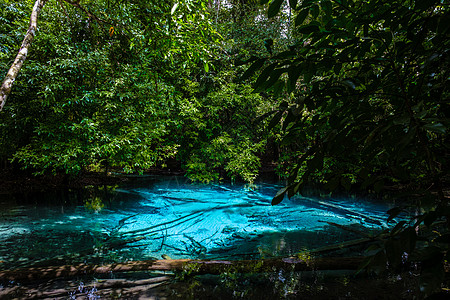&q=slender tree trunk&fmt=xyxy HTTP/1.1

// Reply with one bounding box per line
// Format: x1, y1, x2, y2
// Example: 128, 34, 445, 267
0, 0, 48, 111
